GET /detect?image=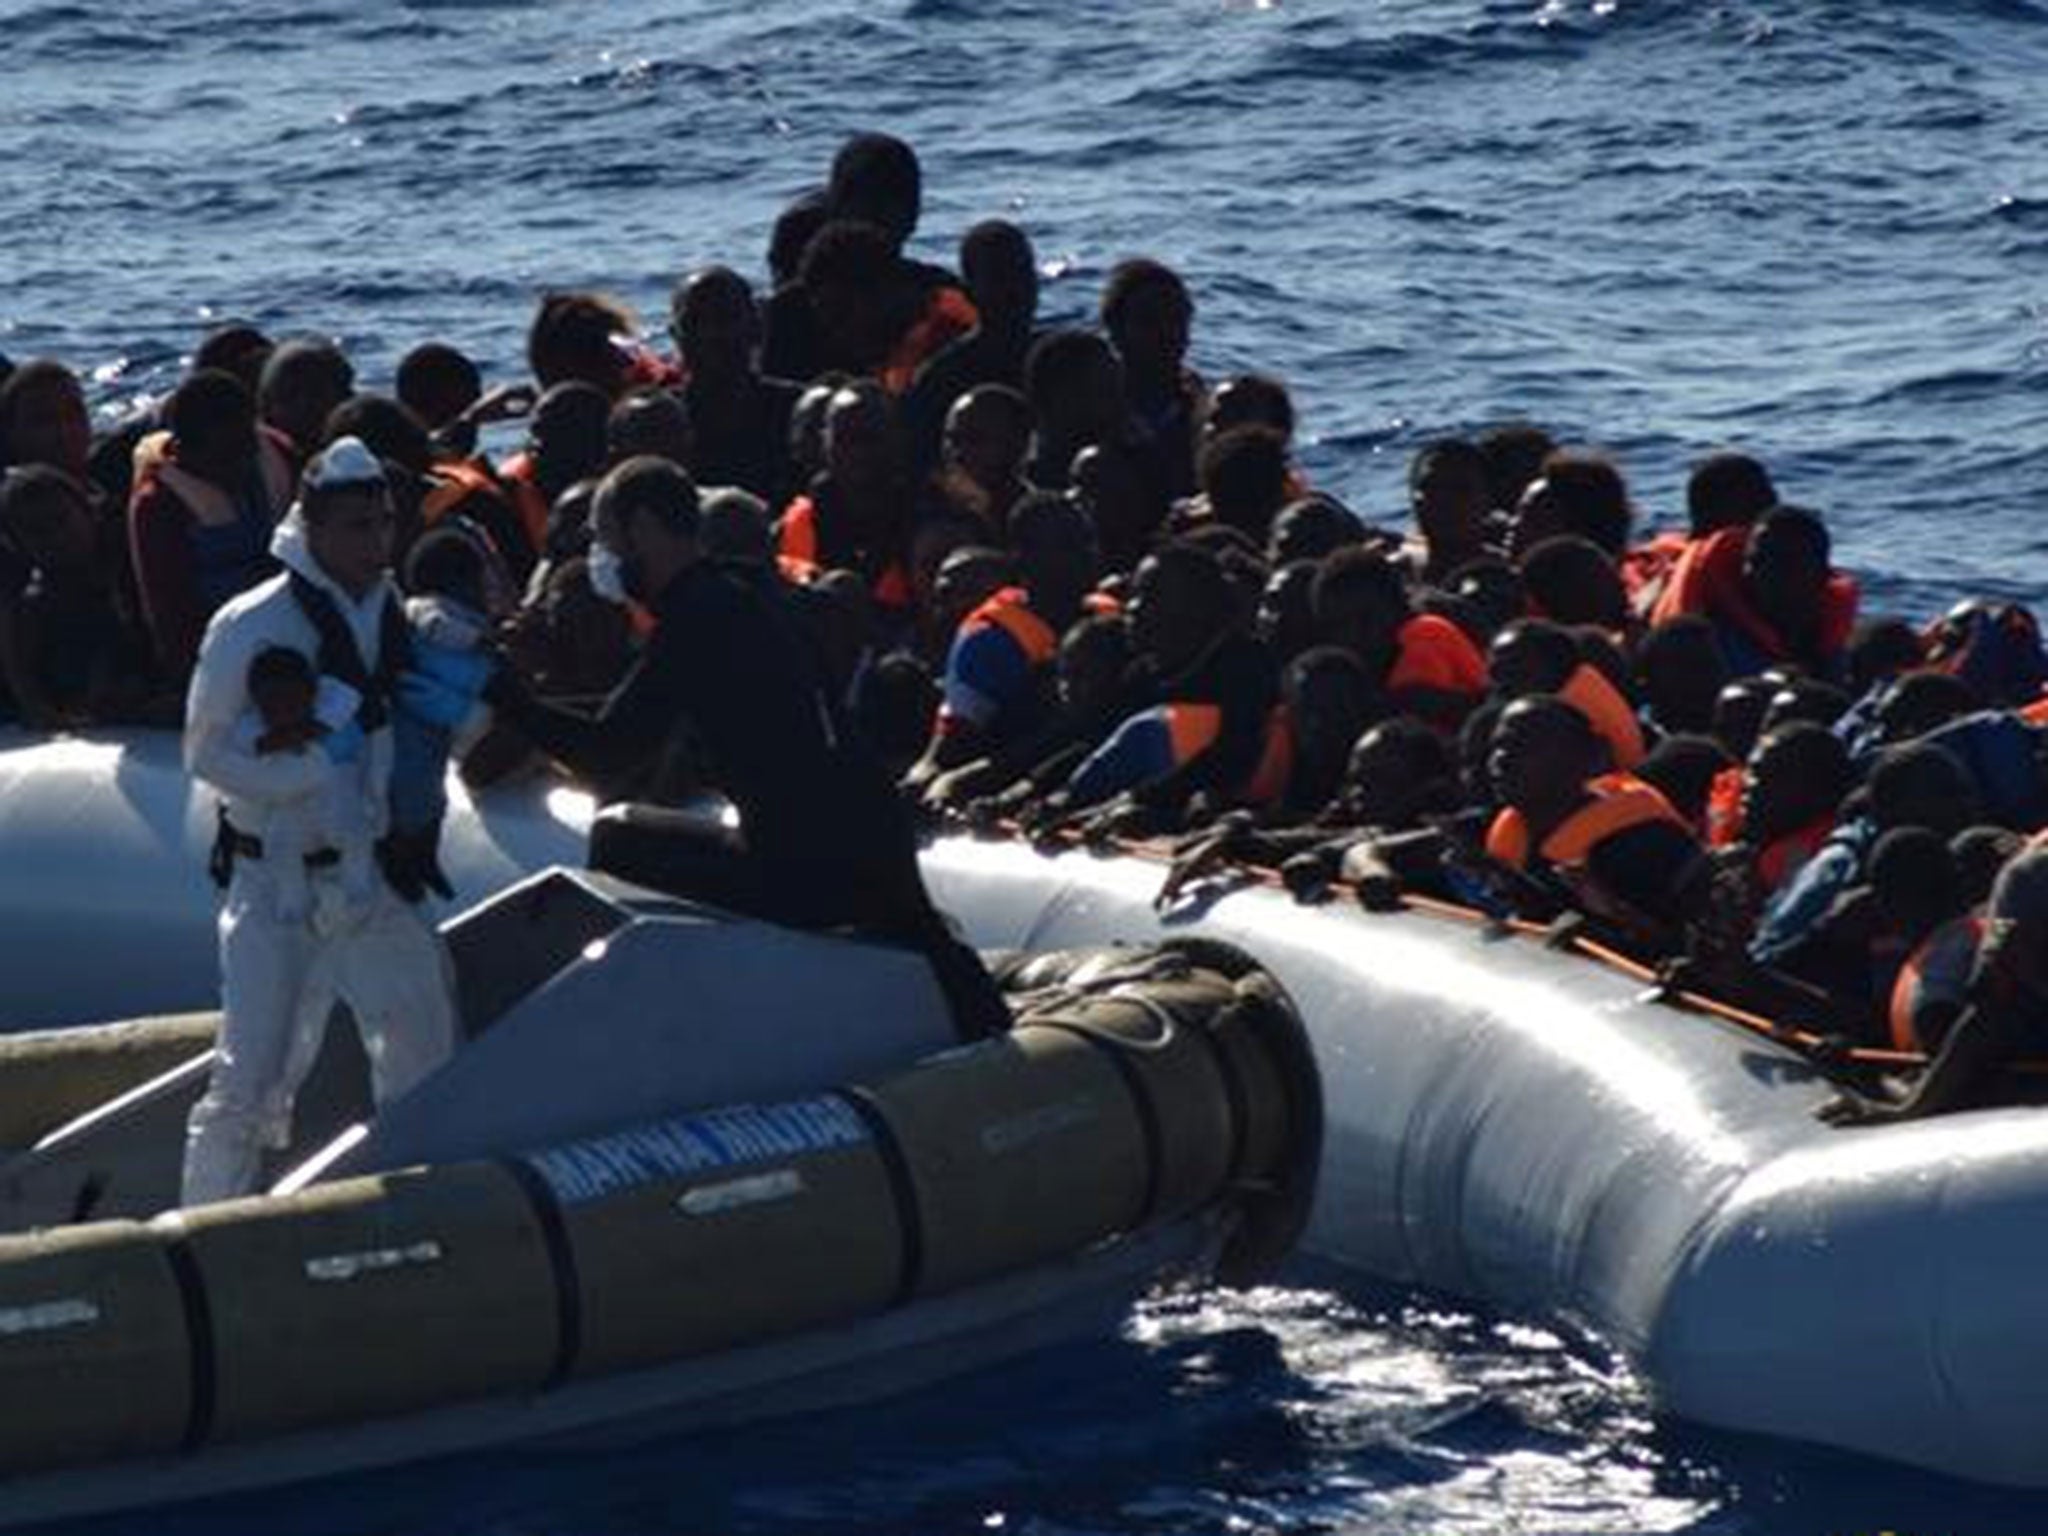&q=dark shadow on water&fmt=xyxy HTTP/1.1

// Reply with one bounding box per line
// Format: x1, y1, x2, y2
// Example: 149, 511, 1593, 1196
31, 1320, 1320, 1536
